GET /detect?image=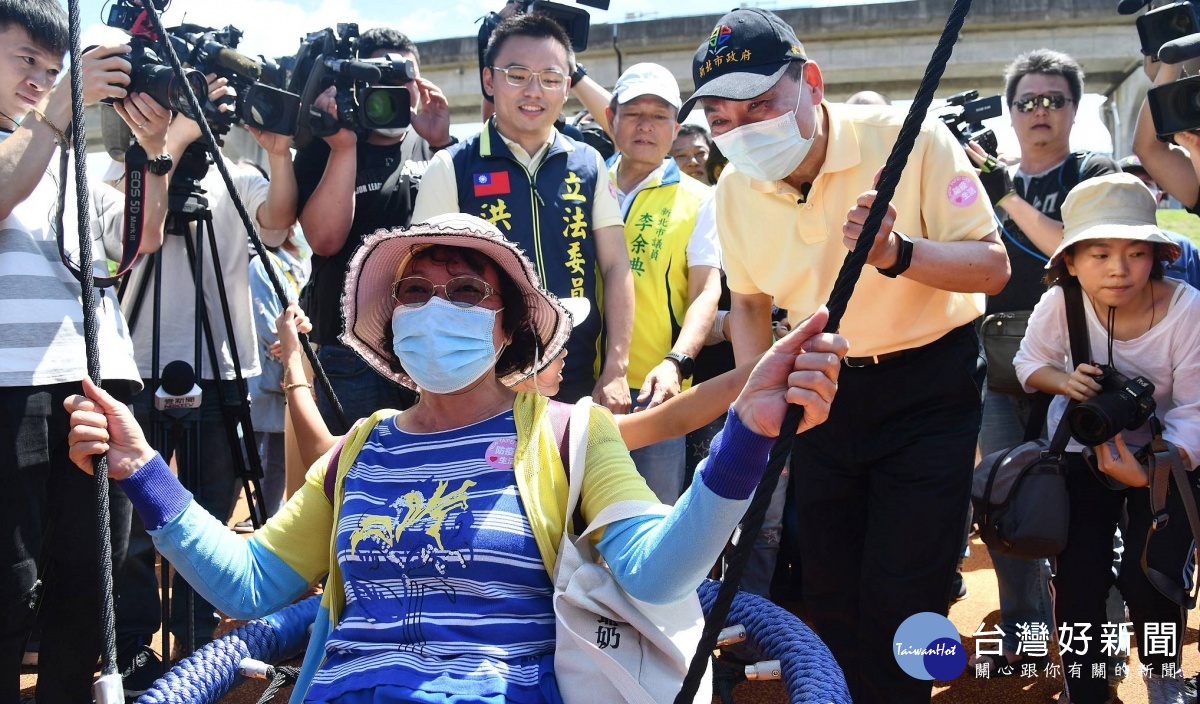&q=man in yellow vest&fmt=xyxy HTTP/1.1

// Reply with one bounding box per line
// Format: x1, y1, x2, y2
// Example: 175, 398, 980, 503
605, 63, 722, 502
